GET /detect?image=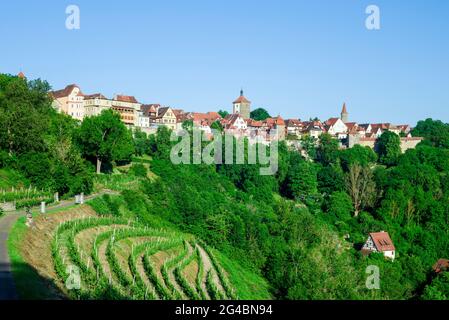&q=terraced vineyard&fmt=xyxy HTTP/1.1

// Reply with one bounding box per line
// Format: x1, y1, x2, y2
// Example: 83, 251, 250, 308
50, 212, 237, 300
